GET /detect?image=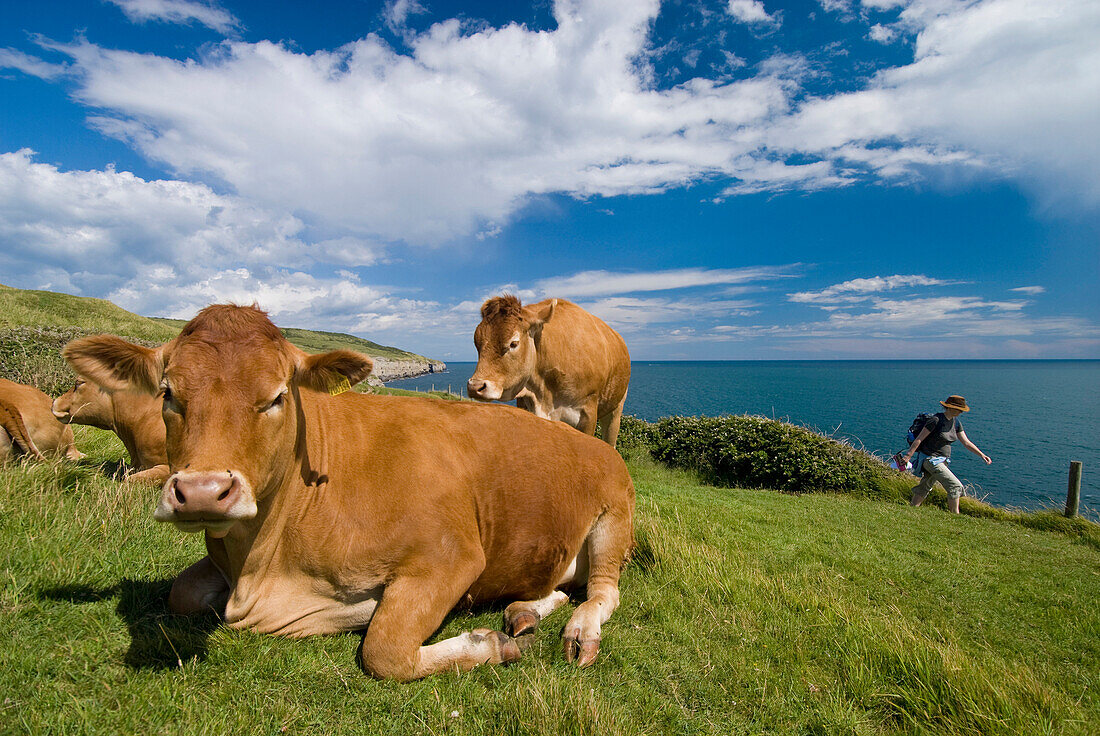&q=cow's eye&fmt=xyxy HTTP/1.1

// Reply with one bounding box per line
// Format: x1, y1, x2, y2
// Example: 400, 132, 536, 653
508, 340, 519, 350
161, 384, 182, 414
262, 391, 286, 413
